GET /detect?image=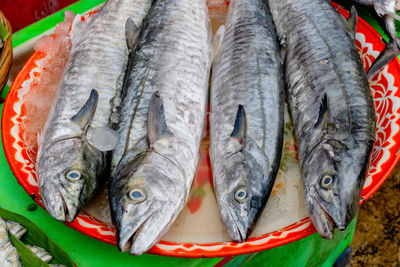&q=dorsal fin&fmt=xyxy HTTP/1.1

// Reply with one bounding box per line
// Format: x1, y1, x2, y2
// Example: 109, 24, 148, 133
71, 89, 98, 130
147, 91, 172, 148
347, 6, 358, 39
